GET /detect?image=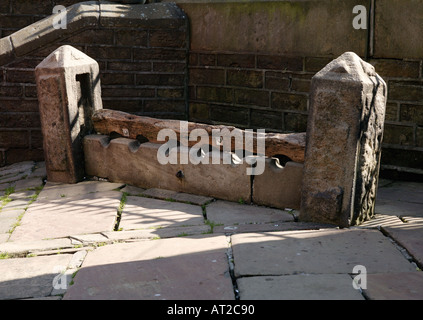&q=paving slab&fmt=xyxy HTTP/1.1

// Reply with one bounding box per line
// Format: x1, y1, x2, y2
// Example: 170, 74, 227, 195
0, 161, 34, 178
0, 254, 74, 300
172, 193, 214, 206
70, 233, 110, 245
141, 188, 179, 199
357, 214, 403, 229
8, 190, 37, 200
0, 233, 9, 244
401, 216, 423, 224
237, 274, 364, 300
0, 182, 15, 191
362, 272, 423, 300
0, 238, 73, 256
377, 181, 423, 203
14, 177, 44, 191
1, 199, 31, 211
381, 219, 423, 267
0, 208, 25, 234
375, 200, 423, 218
376, 181, 423, 217
120, 185, 145, 196
119, 196, 204, 230
378, 179, 394, 188
64, 235, 234, 300
206, 200, 294, 226
231, 229, 416, 277
37, 180, 125, 202
103, 225, 211, 241
9, 191, 122, 241
0, 170, 32, 184
142, 188, 214, 206
0, 217, 15, 234
214, 221, 335, 235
